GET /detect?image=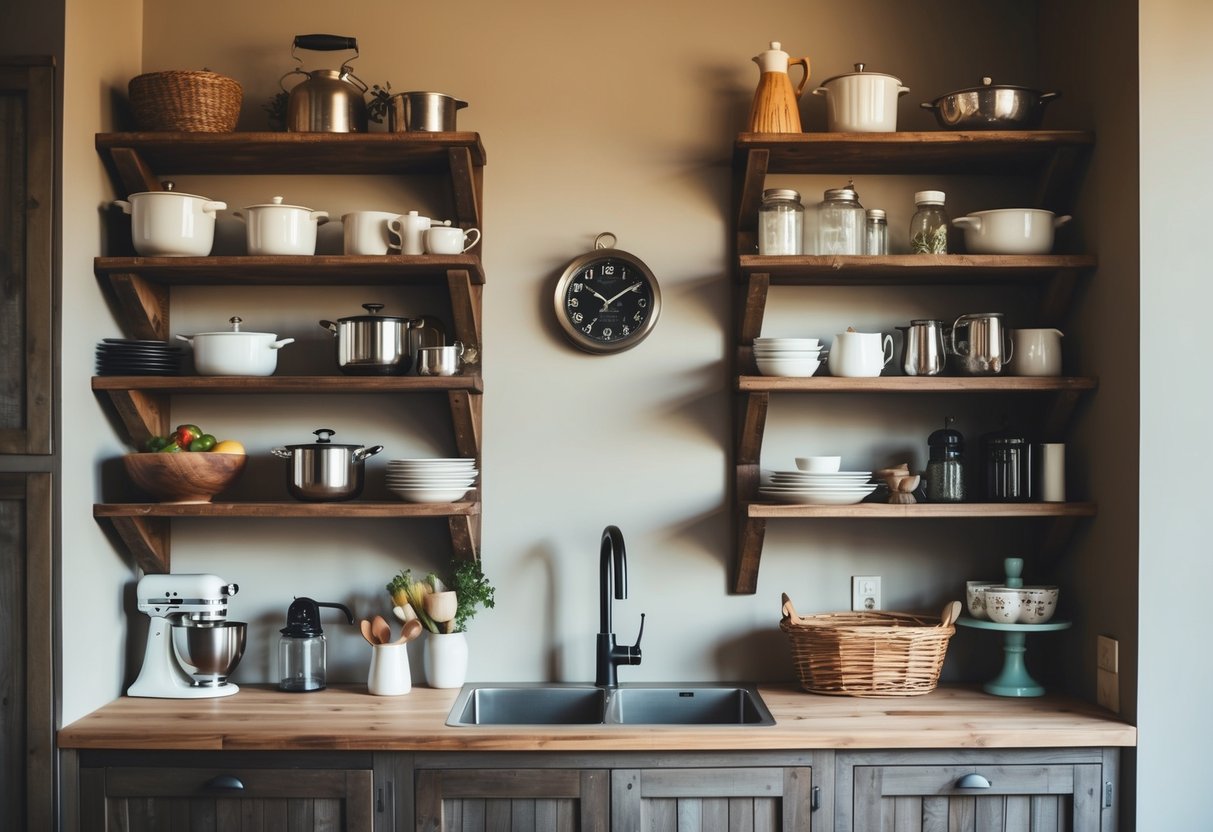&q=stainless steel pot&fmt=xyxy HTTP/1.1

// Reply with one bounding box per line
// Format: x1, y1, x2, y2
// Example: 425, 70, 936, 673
281, 34, 369, 133
388, 91, 468, 132
271, 429, 383, 502
319, 303, 423, 375
921, 77, 1059, 130
950, 312, 1013, 375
